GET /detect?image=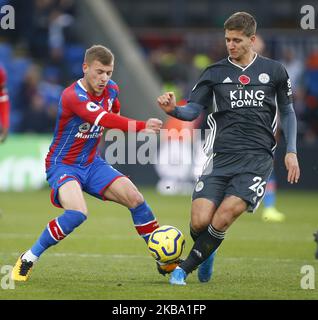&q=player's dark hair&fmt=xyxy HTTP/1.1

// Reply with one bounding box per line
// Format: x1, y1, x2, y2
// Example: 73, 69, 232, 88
224, 12, 257, 37
84, 45, 114, 65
